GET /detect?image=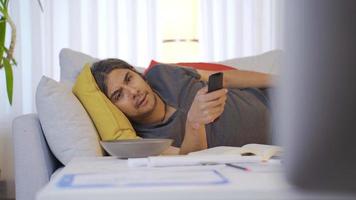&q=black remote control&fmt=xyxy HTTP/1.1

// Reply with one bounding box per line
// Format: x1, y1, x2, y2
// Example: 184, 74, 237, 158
208, 72, 223, 93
